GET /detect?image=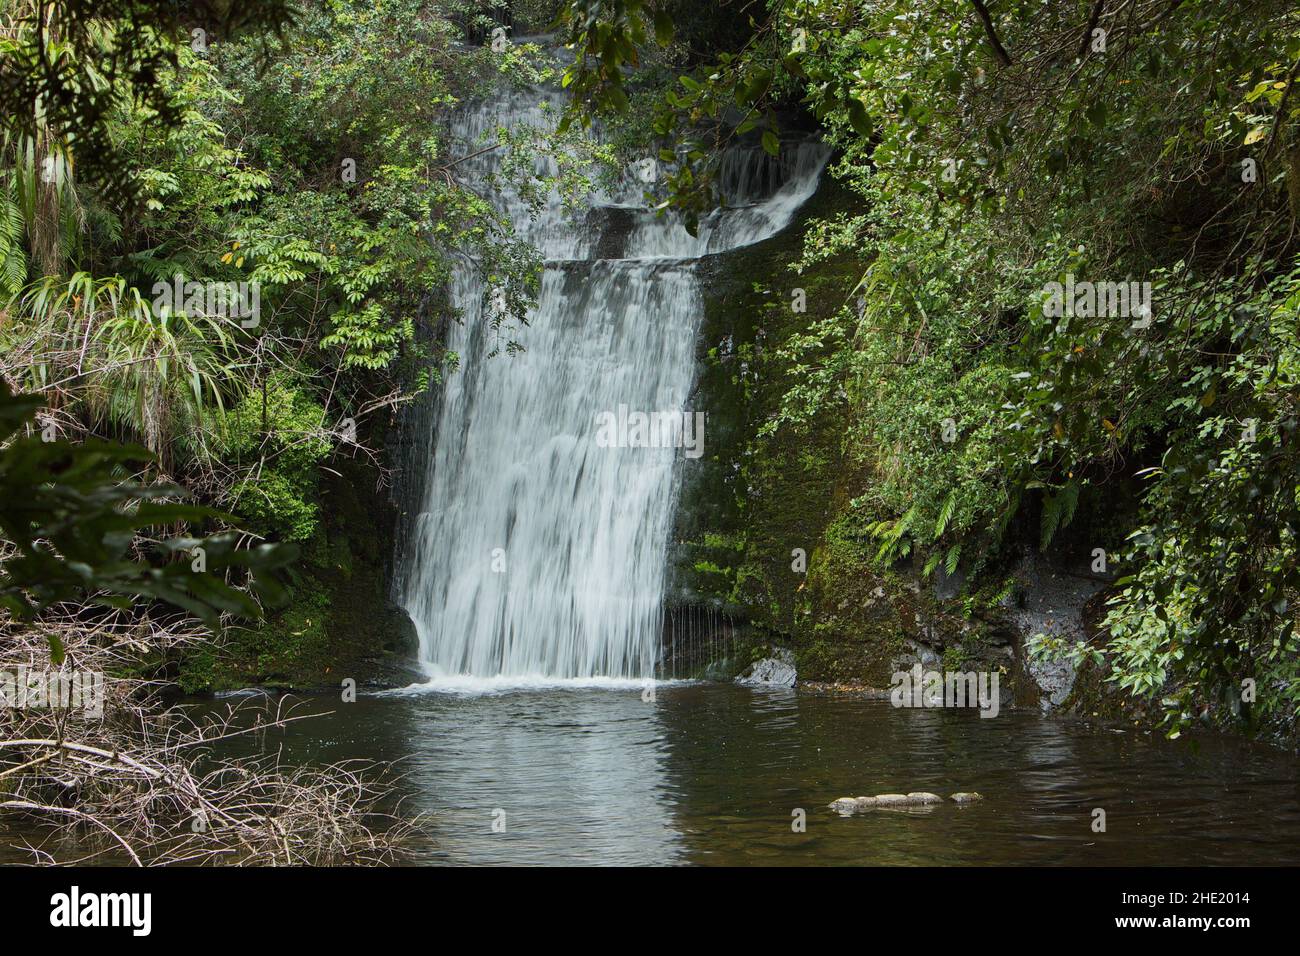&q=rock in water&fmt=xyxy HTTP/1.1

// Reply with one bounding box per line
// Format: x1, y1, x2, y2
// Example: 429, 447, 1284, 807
735, 647, 797, 688
832, 791, 980, 812
872, 793, 911, 806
